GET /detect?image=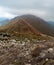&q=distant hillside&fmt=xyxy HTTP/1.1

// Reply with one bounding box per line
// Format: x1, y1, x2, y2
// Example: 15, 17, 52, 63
48, 21, 54, 27
0, 14, 54, 37
0, 19, 10, 26
0, 17, 8, 21
48, 21, 54, 31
